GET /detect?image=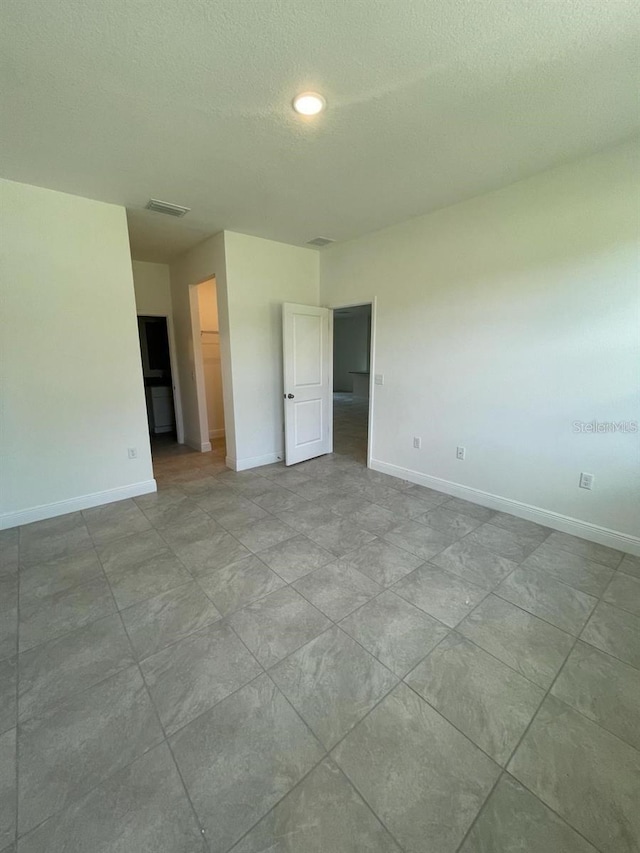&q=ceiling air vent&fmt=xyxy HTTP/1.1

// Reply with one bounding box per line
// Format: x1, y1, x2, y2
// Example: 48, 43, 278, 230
145, 198, 190, 217
306, 236, 334, 247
